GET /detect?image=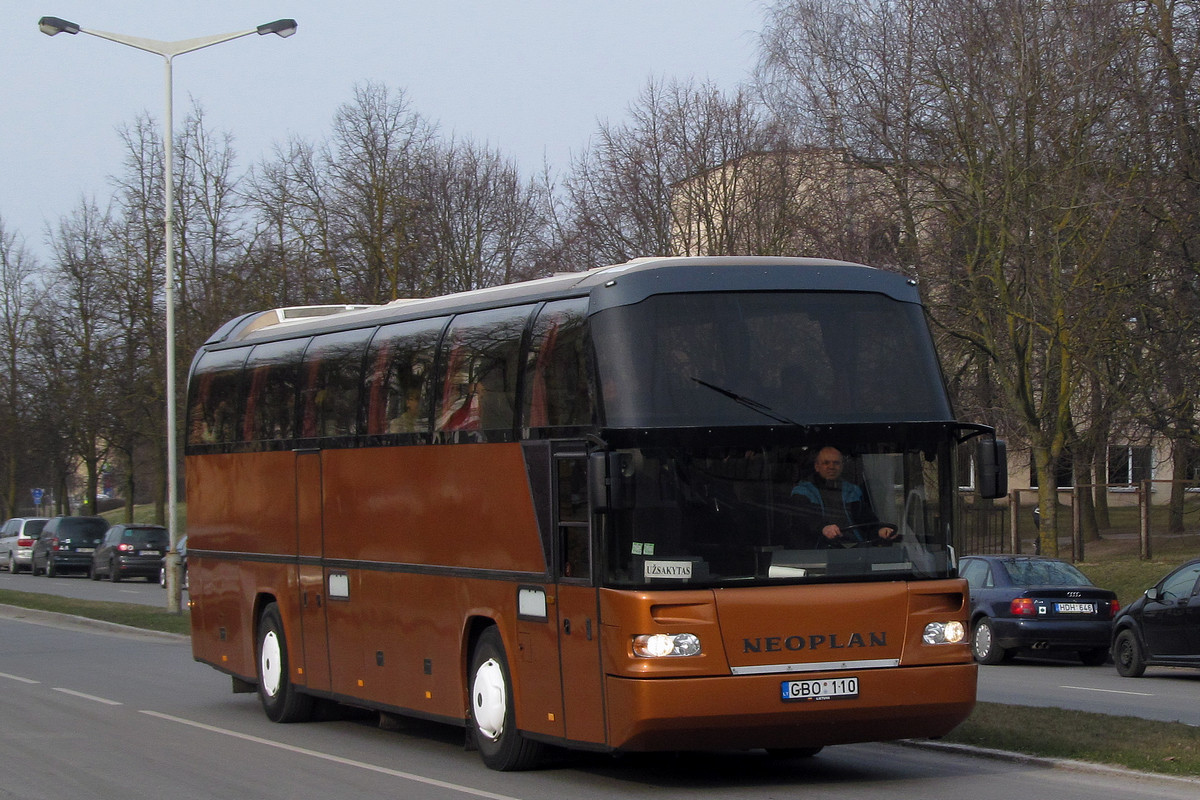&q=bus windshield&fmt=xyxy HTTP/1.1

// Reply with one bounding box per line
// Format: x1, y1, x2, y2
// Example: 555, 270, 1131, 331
602, 441, 958, 587
591, 291, 952, 427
